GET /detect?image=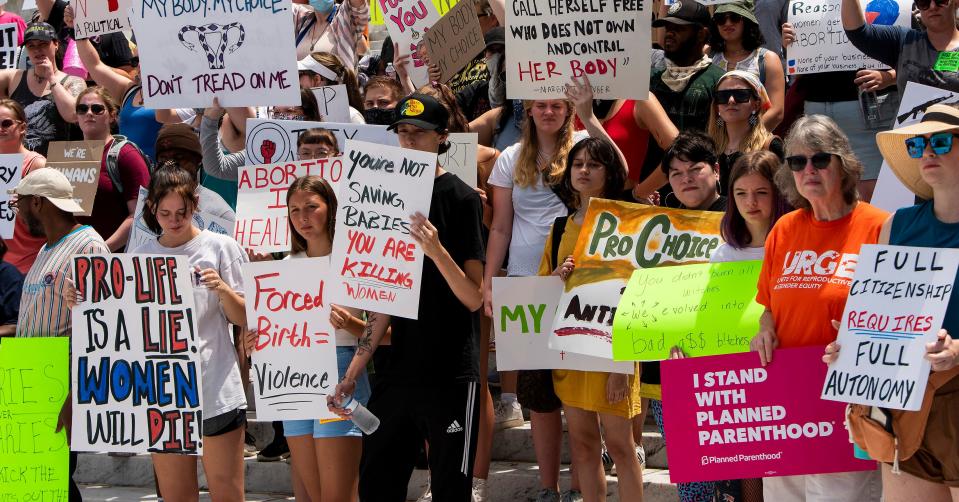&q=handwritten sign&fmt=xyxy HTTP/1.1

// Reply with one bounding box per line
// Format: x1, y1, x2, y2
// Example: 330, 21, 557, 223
438, 132, 477, 187
370, 0, 458, 24
329, 139, 436, 319
245, 118, 398, 165
0, 153, 23, 239
131, 0, 299, 107
310, 85, 352, 123
74, 0, 132, 38
0, 337, 70, 500
242, 258, 339, 420
233, 158, 344, 253
378, 0, 441, 87
821, 245, 959, 410
0, 23, 17, 69
785, 0, 909, 75
662, 346, 877, 483
549, 199, 723, 359
127, 186, 235, 251
612, 261, 762, 361
71, 254, 204, 454
425, 0, 485, 83
47, 140, 105, 217
494, 276, 634, 372
505, 0, 651, 99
